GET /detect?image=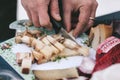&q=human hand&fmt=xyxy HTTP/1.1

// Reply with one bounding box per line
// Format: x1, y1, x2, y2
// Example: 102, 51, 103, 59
21, 0, 61, 29
62, 0, 98, 37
